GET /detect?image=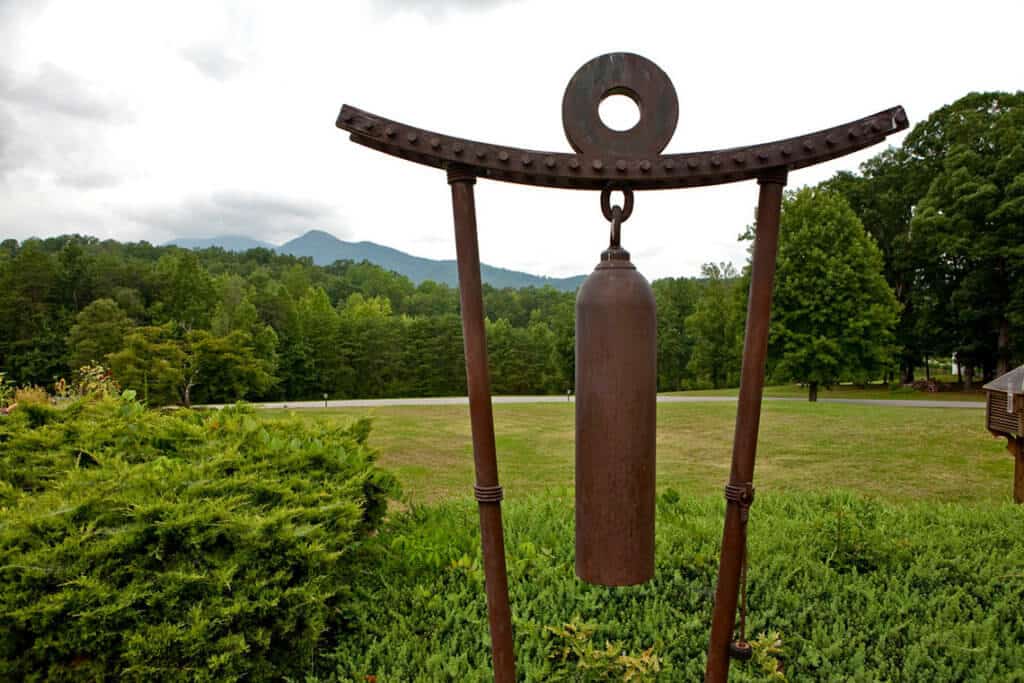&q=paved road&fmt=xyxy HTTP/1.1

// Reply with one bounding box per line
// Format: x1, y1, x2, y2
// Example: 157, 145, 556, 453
217, 395, 984, 410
